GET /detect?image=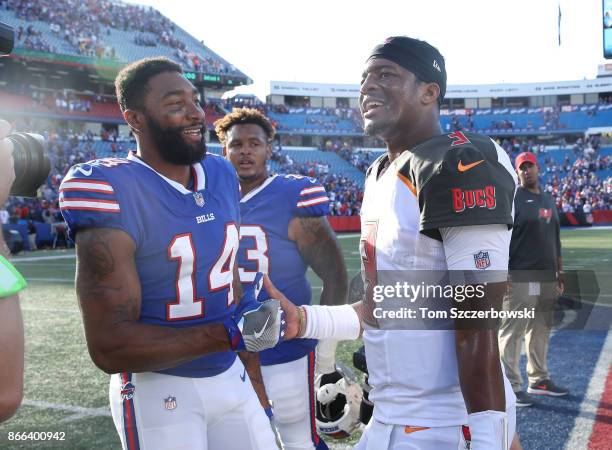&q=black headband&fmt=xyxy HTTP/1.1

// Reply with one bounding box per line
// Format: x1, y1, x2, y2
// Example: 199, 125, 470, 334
367, 36, 447, 104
